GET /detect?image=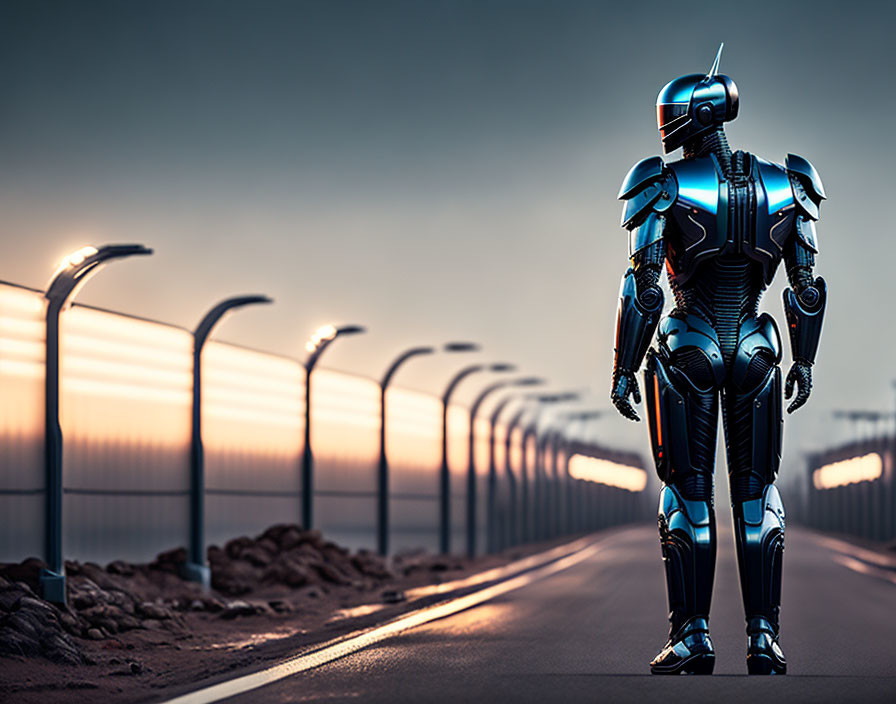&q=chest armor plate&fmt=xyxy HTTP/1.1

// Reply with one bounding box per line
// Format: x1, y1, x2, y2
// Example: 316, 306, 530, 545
665, 154, 795, 285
